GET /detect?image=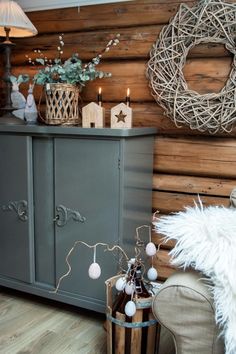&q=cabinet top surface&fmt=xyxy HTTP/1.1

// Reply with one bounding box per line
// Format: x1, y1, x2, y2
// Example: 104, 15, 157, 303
0, 124, 157, 137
